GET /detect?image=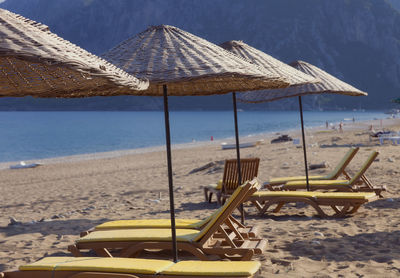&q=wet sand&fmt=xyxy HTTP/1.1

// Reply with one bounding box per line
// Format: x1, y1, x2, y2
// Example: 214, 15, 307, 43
0, 118, 399, 277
